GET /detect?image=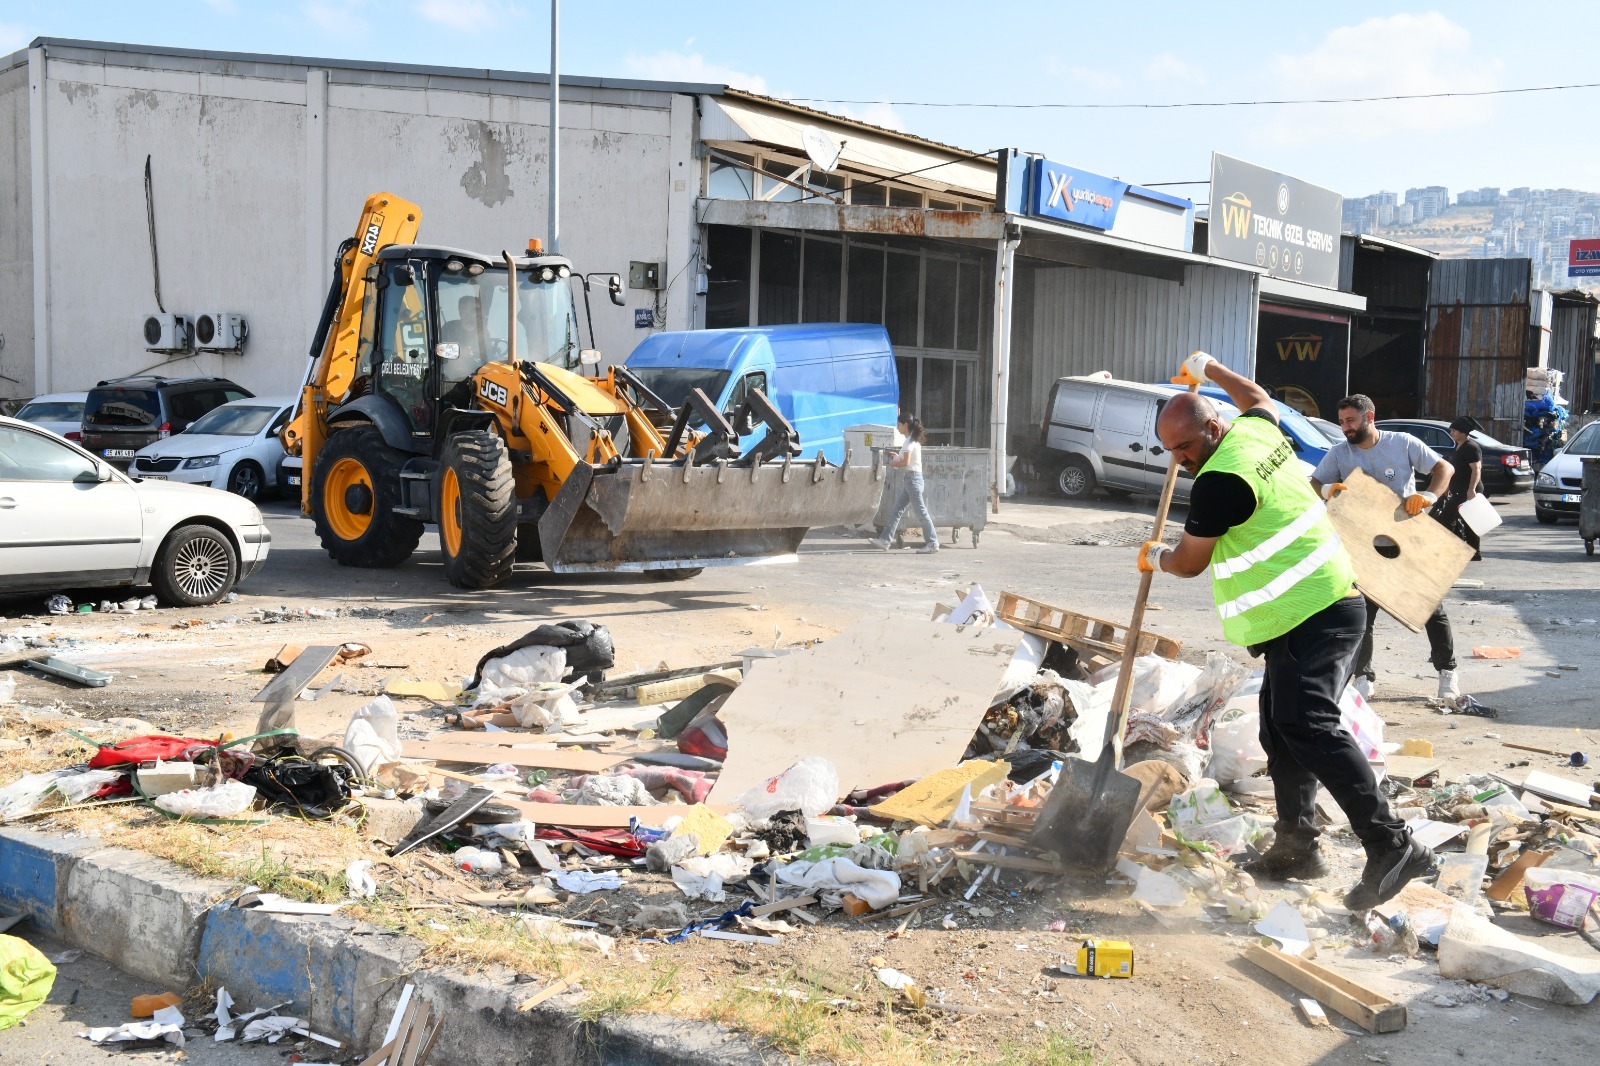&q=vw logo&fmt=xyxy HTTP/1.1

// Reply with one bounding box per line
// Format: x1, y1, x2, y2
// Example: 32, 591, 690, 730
1277, 184, 1290, 214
